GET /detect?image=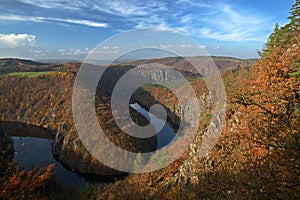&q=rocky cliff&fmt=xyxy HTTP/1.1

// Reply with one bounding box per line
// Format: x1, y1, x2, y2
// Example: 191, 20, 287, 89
131, 76, 223, 183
